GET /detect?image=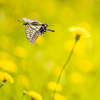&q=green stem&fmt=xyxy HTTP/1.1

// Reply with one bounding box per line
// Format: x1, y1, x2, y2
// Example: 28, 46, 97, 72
0, 82, 4, 88
52, 36, 79, 100
19, 91, 27, 100
19, 94, 25, 100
